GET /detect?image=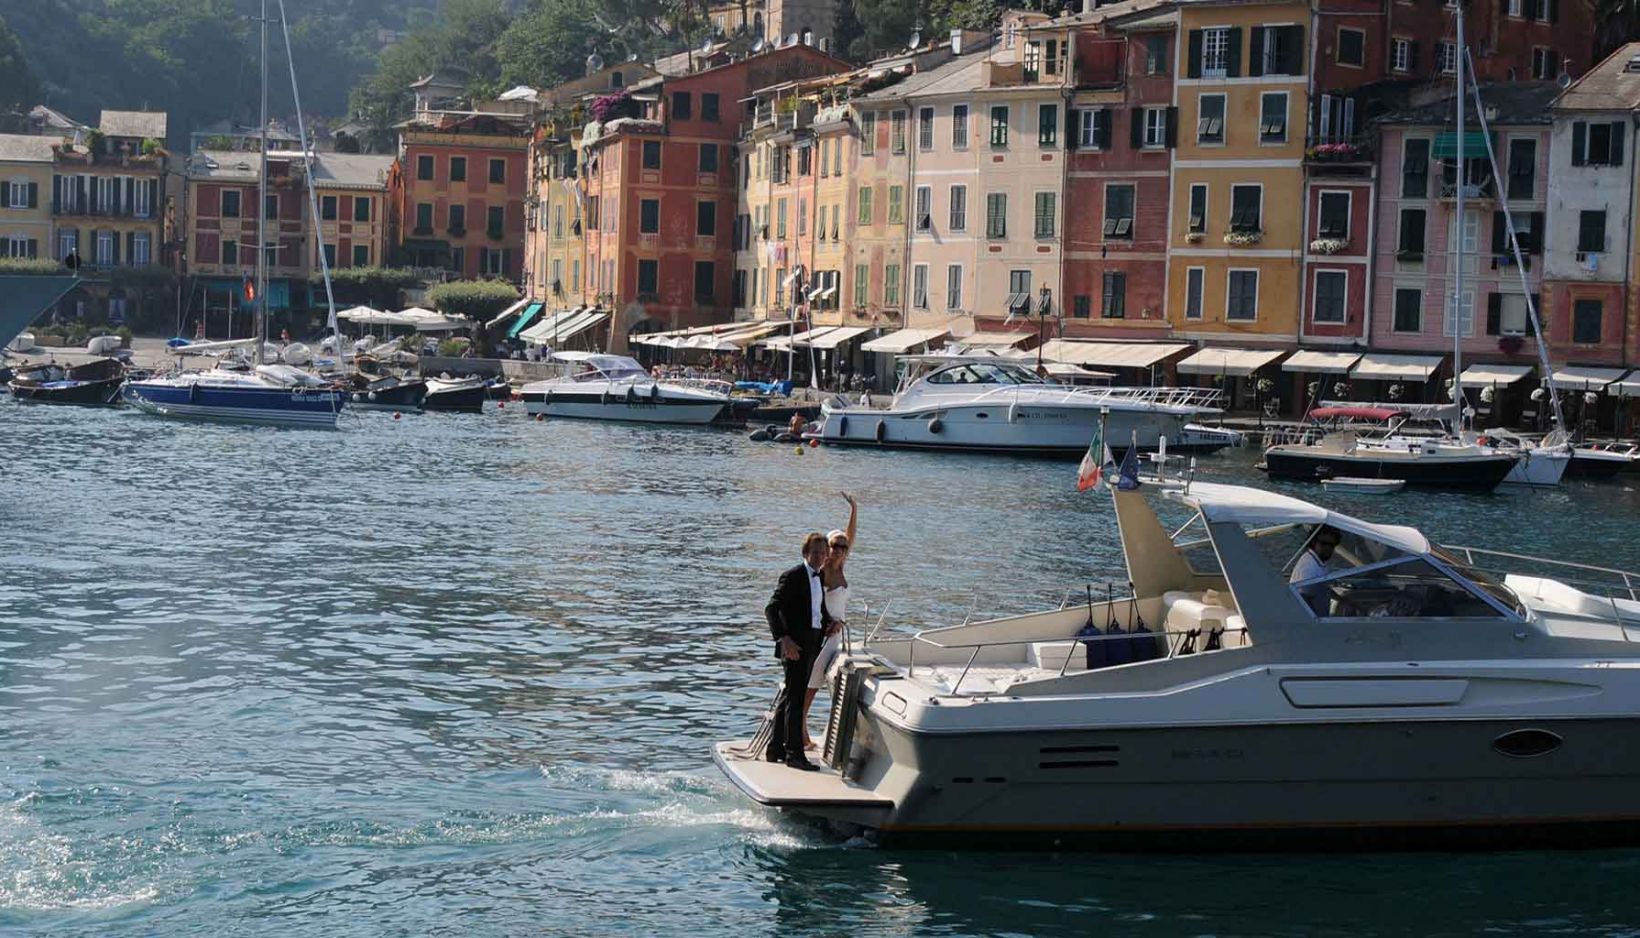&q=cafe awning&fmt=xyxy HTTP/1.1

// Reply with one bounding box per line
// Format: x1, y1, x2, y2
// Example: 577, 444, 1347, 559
1431, 131, 1490, 159
519, 306, 608, 345
1350, 353, 1444, 381
1609, 371, 1640, 397
1282, 350, 1361, 374
1175, 347, 1286, 377
808, 326, 872, 350
953, 331, 1032, 348
505, 302, 545, 338
487, 297, 533, 328
1038, 340, 1190, 369
760, 326, 837, 352
861, 327, 950, 353
1458, 363, 1534, 387
1549, 366, 1628, 390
